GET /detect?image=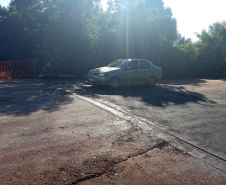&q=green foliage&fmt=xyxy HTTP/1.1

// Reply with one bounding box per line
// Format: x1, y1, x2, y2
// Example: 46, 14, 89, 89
0, 0, 225, 78
194, 22, 226, 78
37, 0, 98, 74
91, 0, 178, 75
